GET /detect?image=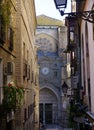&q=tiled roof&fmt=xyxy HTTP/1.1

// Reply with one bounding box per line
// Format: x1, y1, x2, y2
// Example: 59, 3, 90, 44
37, 15, 63, 26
